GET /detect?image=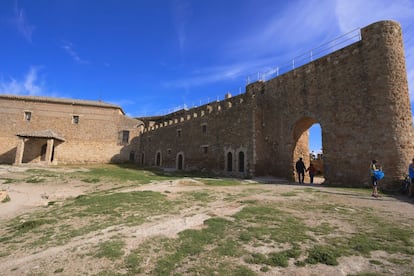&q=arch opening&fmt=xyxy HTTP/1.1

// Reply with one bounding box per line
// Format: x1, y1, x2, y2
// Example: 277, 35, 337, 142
177, 153, 184, 170
238, 151, 245, 172
292, 117, 324, 184
227, 152, 233, 172
156, 152, 161, 166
